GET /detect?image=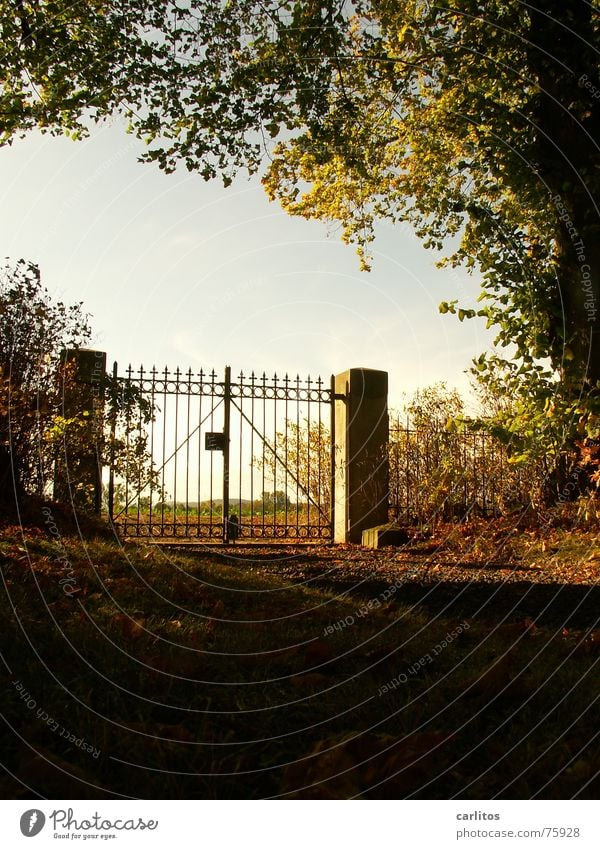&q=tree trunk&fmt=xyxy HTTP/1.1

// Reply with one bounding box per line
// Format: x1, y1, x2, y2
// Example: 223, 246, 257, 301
528, 1, 600, 387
